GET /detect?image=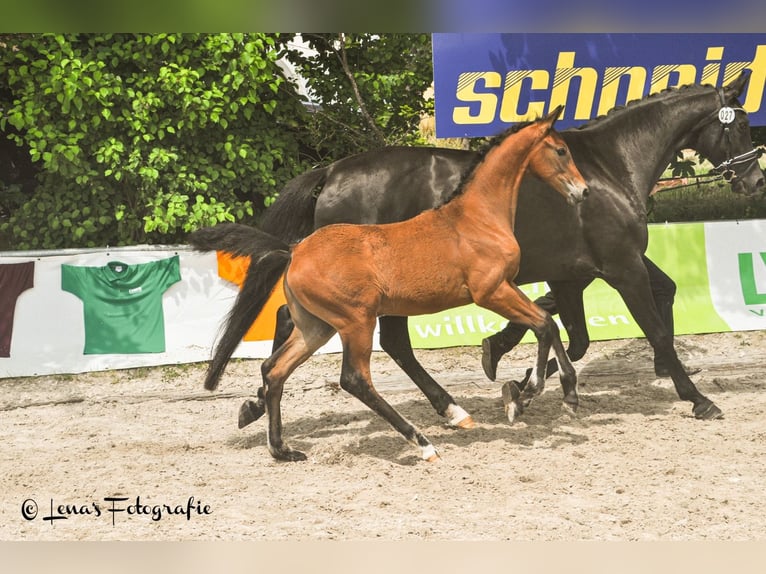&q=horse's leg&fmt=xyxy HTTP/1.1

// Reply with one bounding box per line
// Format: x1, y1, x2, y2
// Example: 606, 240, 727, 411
378, 315, 474, 428
643, 256, 700, 377
339, 319, 439, 462
482, 280, 589, 411
238, 304, 297, 429
544, 280, 590, 411
508, 280, 591, 401
476, 282, 577, 423
481, 291, 558, 381
260, 314, 336, 461
606, 259, 722, 420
